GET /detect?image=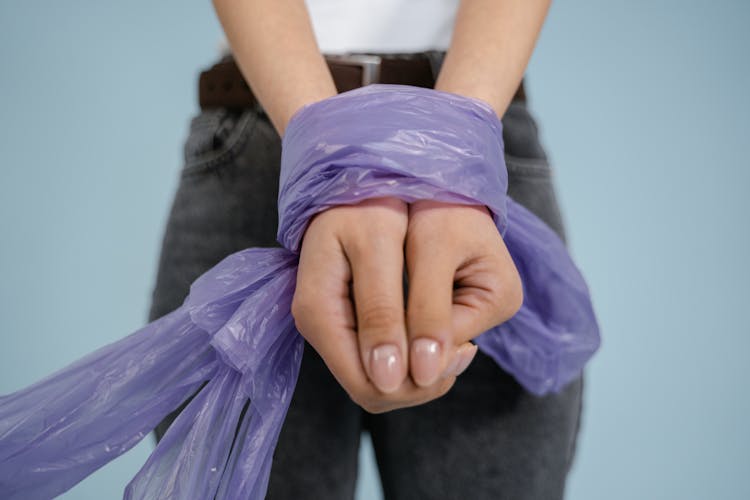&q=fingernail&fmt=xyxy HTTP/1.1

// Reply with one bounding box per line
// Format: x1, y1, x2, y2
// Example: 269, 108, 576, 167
453, 345, 478, 377
370, 344, 402, 393
412, 337, 441, 386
